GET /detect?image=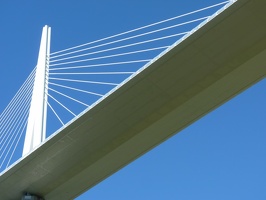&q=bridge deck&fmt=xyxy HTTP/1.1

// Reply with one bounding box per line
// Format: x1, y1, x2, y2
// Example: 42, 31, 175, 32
1, 0, 266, 199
